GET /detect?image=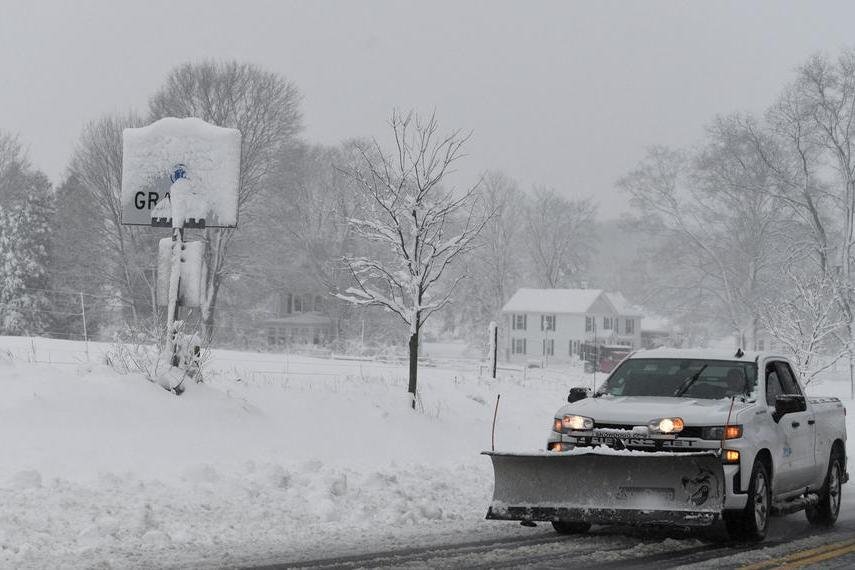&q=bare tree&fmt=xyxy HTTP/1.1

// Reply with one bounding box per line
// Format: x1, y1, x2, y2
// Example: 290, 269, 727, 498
65, 113, 155, 328
337, 111, 486, 409
452, 171, 524, 337
619, 137, 788, 346
149, 61, 302, 339
523, 187, 596, 288
228, 142, 364, 339
741, 50, 855, 395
